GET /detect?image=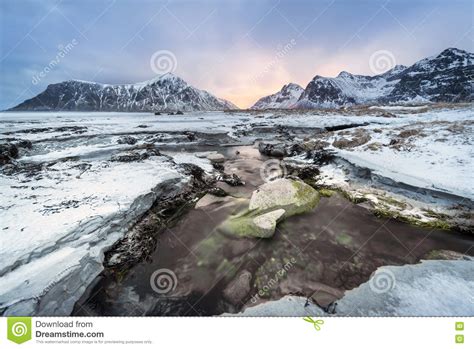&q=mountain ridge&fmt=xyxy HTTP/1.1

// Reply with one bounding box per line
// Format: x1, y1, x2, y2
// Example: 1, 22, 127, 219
10, 73, 238, 112
251, 83, 304, 109
252, 47, 473, 109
